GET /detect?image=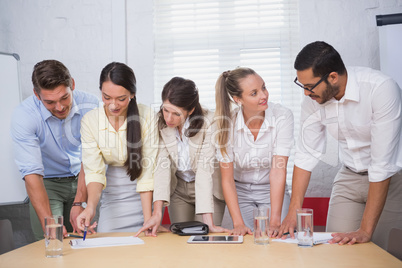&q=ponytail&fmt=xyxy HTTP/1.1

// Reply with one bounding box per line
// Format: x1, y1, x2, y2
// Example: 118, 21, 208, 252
214, 67, 257, 156
215, 73, 233, 157
124, 96, 143, 181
